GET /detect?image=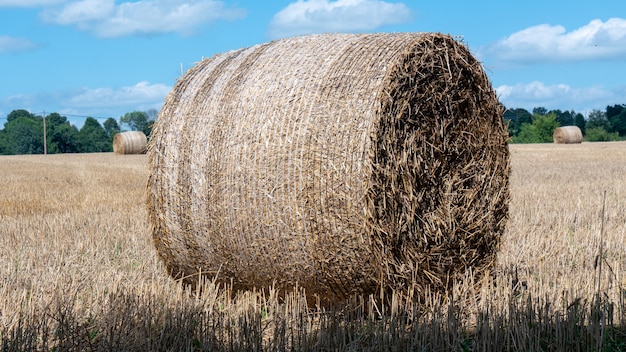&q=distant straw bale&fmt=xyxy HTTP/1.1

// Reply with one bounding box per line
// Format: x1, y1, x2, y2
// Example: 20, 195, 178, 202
147, 33, 510, 304
113, 131, 147, 154
553, 126, 583, 144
